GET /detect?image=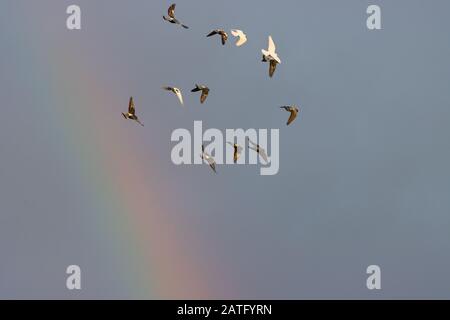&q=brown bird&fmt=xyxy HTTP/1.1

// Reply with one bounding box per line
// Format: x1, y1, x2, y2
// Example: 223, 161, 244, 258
207, 29, 228, 45
227, 142, 243, 163
269, 60, 278, 78
163, 3, 189, 29
122, 97, 144, 126
280, 106, 300, 126
191, 84, 210, 104
261, 56, 279, 78
201, 145, 217, 173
